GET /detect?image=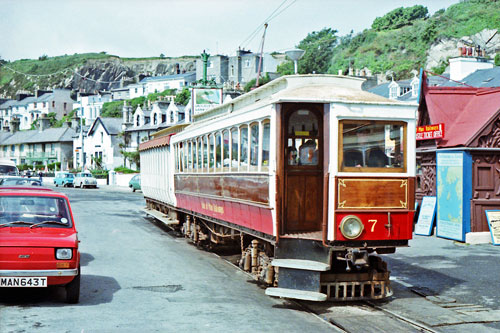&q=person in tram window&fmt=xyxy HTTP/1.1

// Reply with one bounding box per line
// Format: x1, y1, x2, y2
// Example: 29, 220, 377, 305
299, 140, 318, 165
288, 146, 298, 165
367, 147, 388, 167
